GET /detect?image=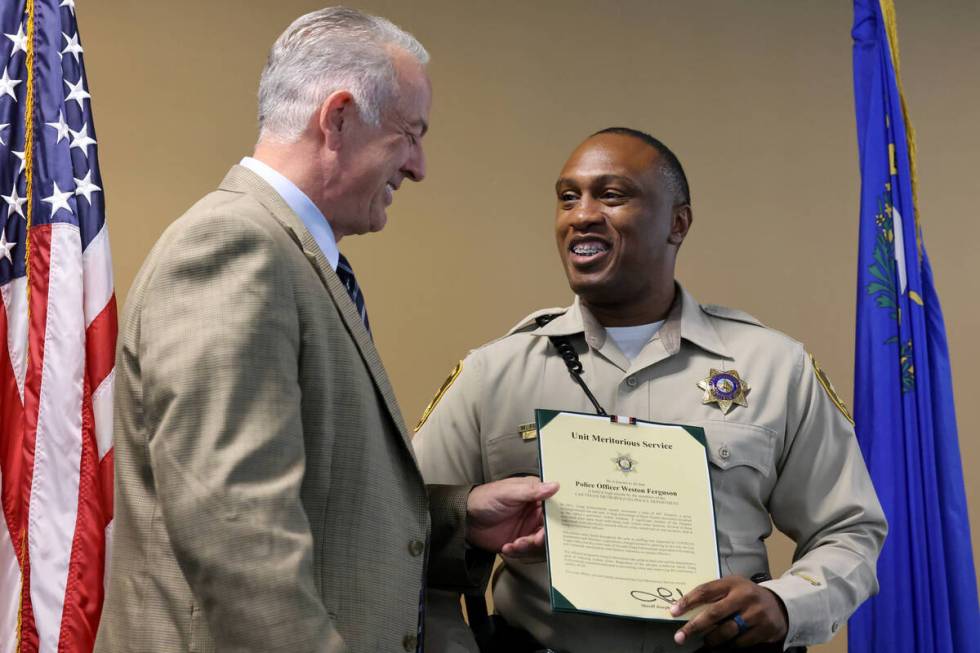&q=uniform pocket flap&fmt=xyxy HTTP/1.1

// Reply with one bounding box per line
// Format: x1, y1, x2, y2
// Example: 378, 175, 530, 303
701, 421, 774, 474
486, 431, 541, 478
